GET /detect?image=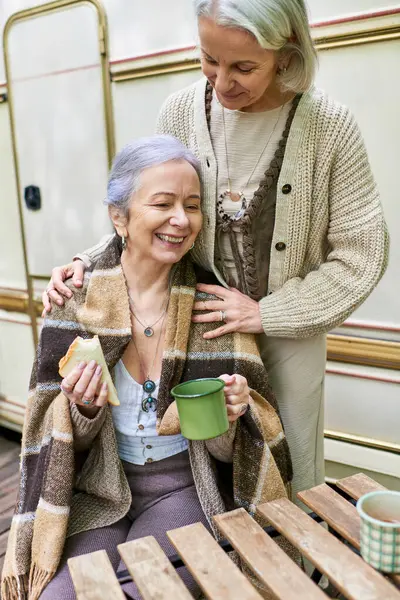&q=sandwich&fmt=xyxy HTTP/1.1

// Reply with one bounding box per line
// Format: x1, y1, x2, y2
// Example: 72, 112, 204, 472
59, 335, 119, 405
